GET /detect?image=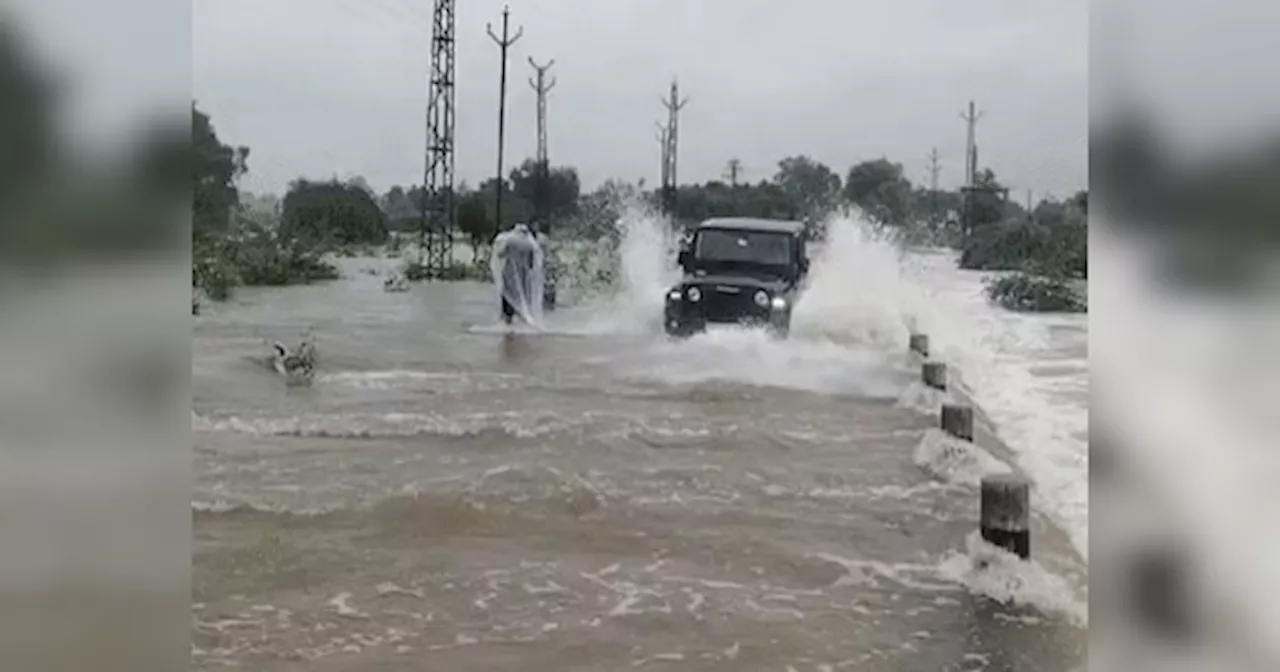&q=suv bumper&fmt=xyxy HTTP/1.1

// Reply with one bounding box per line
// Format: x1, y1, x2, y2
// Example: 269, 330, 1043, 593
664, 294, 790, 336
